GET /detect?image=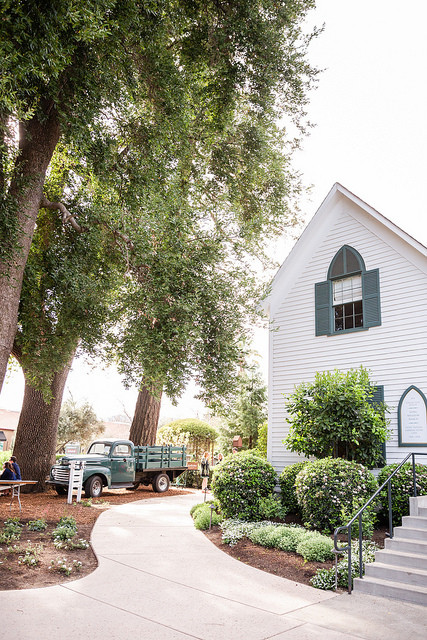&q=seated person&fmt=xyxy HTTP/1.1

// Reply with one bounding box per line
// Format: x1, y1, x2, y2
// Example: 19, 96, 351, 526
10, 456, 21, 480
0, 461, 16, 481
